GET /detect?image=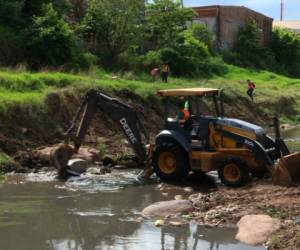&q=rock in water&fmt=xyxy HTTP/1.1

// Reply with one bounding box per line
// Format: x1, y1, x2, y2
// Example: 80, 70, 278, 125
236, 214, 281, 245
68, 159, 90, 174
142, 200, 194, 218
